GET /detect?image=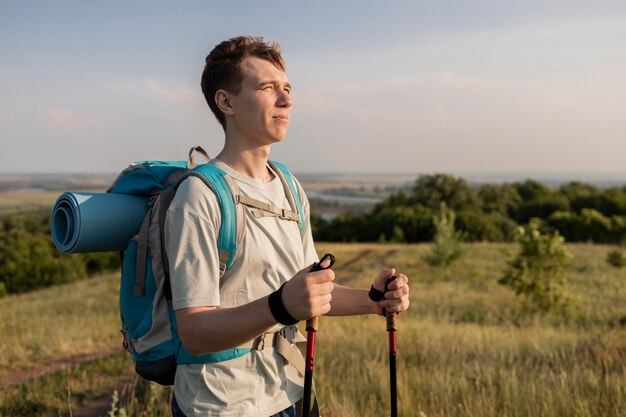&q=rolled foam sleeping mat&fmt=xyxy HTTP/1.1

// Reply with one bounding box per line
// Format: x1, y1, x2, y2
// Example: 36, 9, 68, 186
51, 192, 149, 253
